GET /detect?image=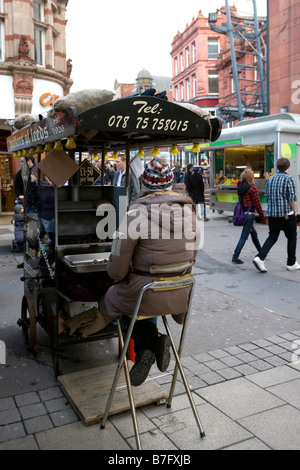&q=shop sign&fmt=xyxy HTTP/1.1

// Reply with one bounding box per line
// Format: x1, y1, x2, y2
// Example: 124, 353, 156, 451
281, 143, 297, 159
185, 138, 242, 151
40, 93, 60, 107
6, 107, 77, 152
